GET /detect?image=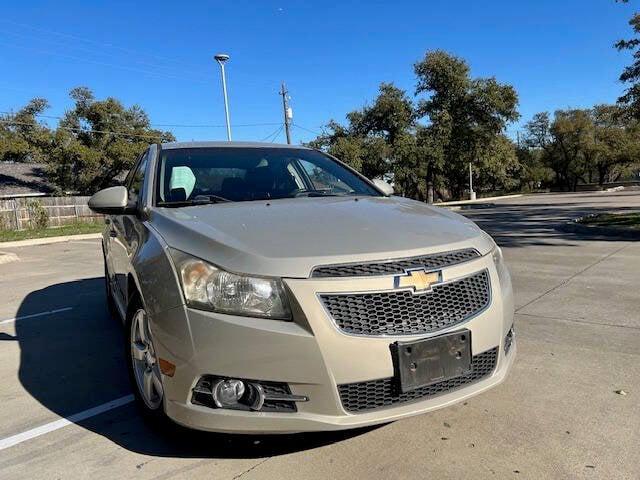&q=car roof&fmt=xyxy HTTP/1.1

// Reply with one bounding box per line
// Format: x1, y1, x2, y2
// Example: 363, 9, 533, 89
160, 141, 313, 150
